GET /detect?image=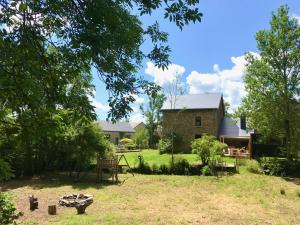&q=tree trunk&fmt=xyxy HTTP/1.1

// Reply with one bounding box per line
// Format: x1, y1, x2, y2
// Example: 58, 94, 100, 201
171, 132, 174, 166
283, 70, 292, 161
285, 97, 292, 161
29, 195, 38, 211
75, 204, 88, 214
